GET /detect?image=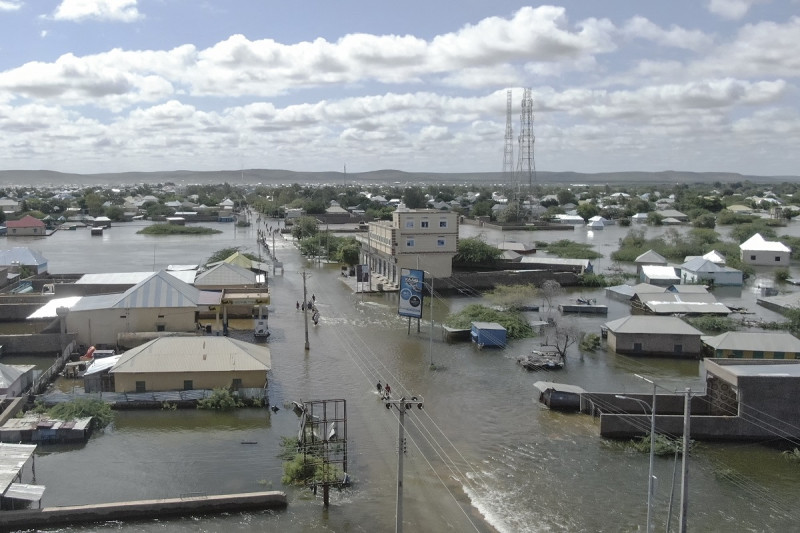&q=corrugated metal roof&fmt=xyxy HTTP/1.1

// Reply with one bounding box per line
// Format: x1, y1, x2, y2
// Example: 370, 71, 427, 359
0, 364, 34, 388
76, 270, 196, 285
604, 316, 702, 335
27, 296, 82, 319
740, 233, 790, 252
641, 265, 679, 279
70, 271, 211, 311
0, 443, 36, 493
635, 250, 667, 264
0, 247, 47, 266
111, 336, 271, 374
702, 332, 800, 352
195, 262, 255, 287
